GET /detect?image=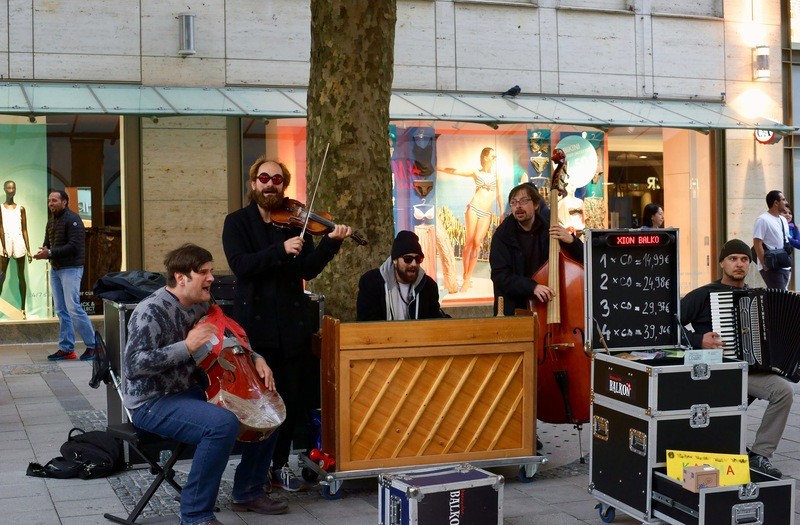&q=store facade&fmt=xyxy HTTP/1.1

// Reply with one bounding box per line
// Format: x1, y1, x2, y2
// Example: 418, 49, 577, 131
0, 0, 790, 321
